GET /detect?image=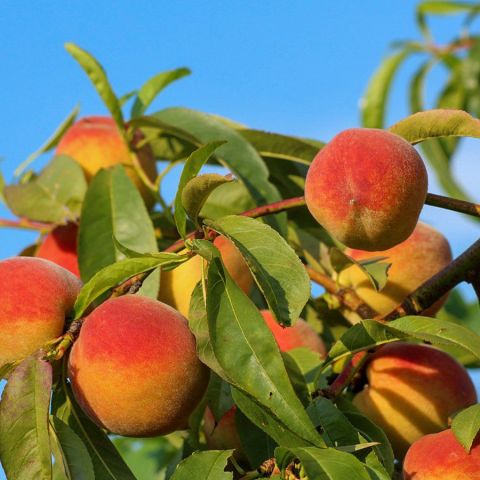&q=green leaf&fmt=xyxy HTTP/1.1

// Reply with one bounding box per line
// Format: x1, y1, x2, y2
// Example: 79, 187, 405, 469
182, 174, 231, 227
204, 257, 323, 447
4, 155, 87, 223
174, 142, 226, 237
452, 404, 480, 452
0, 169, 5, 205
131, 67, 191, 118
52, 375, 136, 480
49, 416, 95, 480
152, 108, 286, 233
65, 43, 124, 133
15, 105, 80, 177
78, 165, 159, 297
361, 49, 413, 128
170, 450, 234, 480
0, 356, 52, 480
325, 317, 480, 368
282, 348, 323, 405
238, 129, 321, 165
389, 108, 480, 144
200, 180, 255, 220
275, 446, 371, 480
73, 253, 187, 319
206, 215, 310, 326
